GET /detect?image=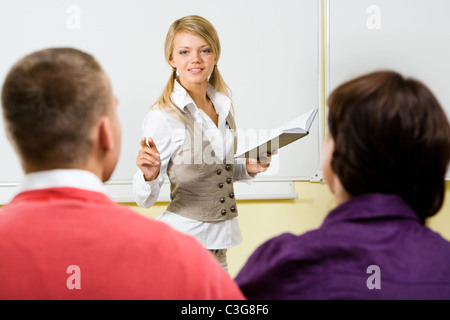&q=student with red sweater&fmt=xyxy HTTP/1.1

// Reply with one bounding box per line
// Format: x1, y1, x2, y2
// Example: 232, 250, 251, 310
0, 47, 244, 300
